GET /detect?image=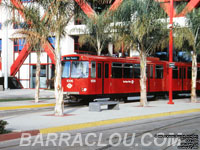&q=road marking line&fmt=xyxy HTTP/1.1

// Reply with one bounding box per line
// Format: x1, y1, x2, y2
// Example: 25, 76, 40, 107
40, 108, 200, 134
0, 103, 55, 111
